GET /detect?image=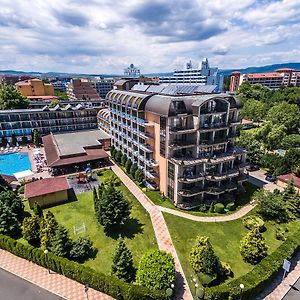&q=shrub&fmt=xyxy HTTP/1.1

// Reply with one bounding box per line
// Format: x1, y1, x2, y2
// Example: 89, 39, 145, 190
214, 203, 225, 214
134, 169, 144, 183
226, 202, 235, 211
275, 226, 288, 241
136, 249, 175, 291
219, 261, 233, 278
115, 151, 122, 164
242, 215, 265, 232
209, 203, 214, 213
240, 228, 268, 265
0, 234, 166, 300
206, 229, 300, 300
199, 204, 208, 212
125, 159, 132, 173
130, 164, 138, 177
18, 185, 25, 194
189, 236, 221, 275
